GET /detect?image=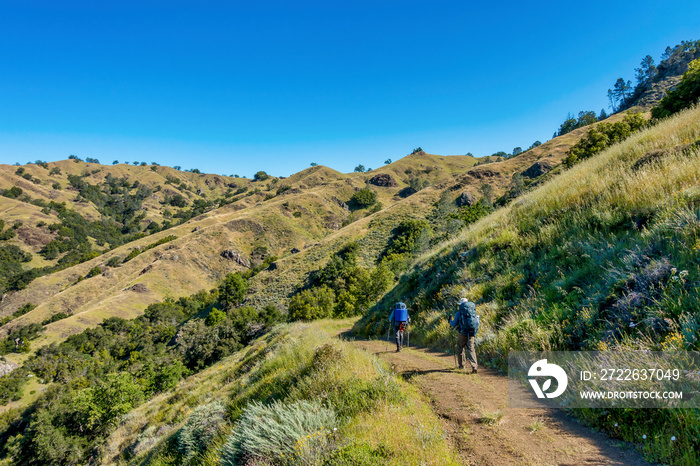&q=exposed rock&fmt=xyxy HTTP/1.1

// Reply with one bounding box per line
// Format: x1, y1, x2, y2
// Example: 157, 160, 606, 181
456, 191, 476, 207
267, 262, 277, 271
290, 248, 300, 254
192, 226, 201, 232
331, 197, 349, 211
227, 182, 238, 188
522, 161, 554, 179
127, 283, 149, 293
467, 168, 501, 179
220, 249, 251, 268
368, 173, 398, 187
0, 359, 19, 377
140, 264, 154, 275
102, 271, 114, 279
